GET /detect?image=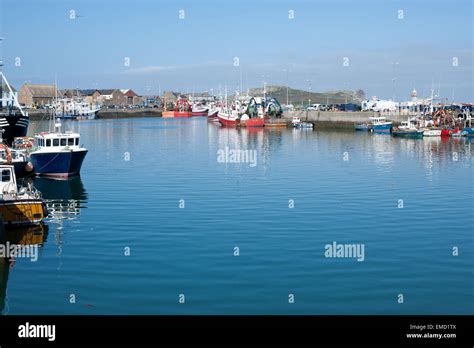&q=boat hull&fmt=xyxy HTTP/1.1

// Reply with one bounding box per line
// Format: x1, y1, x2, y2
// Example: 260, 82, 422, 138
0, 114, 29, 146
0, 199, 46, 226
241, 118, 265, 127
423, 129, 442, 137
441, 129, 459, 137
191, 110, 208, 117
461, 127, 474, 137
392, 130, 423, 138
371, 123, 392, 133
218, 114, 239, 127
57, 110, 98, 120
174, 111, 192, 118
30, 149, 88, 178
162, 111, 174, 118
